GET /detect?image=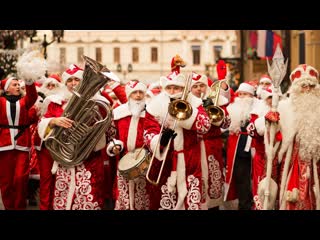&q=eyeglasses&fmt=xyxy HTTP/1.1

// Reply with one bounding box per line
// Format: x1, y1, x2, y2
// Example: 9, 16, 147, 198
301, 84, 316, 88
